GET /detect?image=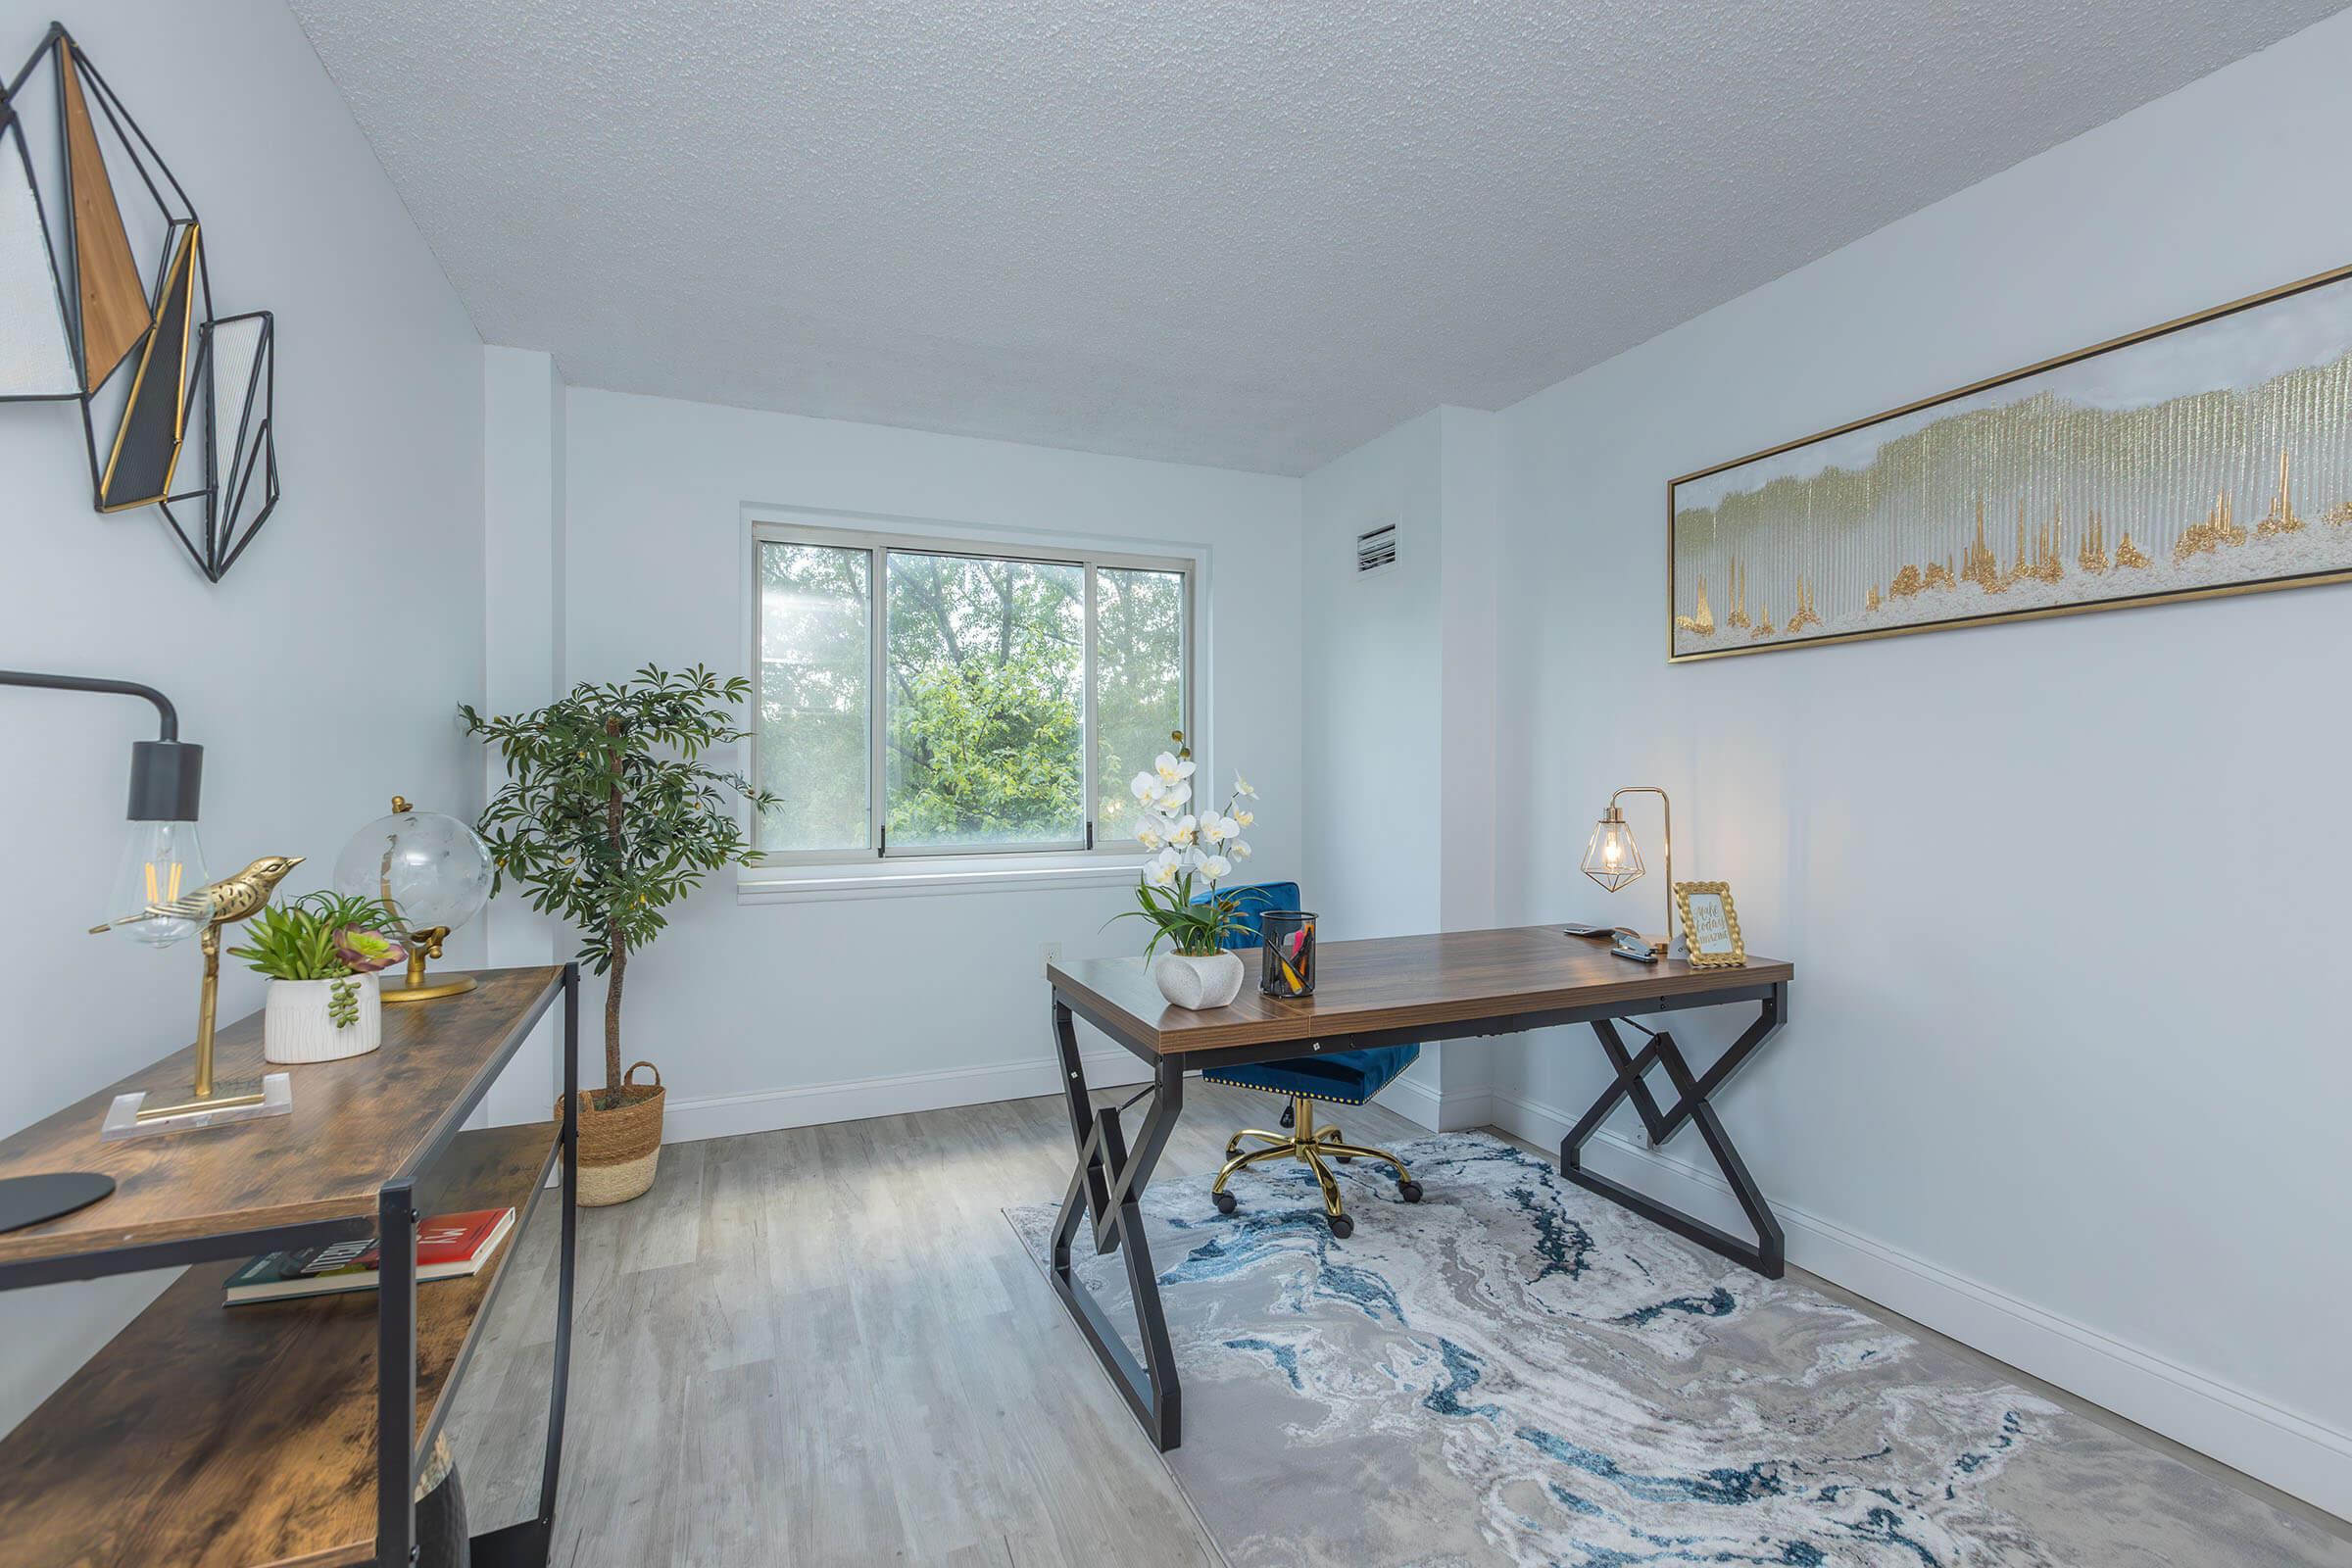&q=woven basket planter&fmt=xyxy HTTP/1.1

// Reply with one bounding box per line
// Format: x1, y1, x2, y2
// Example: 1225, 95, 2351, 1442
563, 1060, 664, 1207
